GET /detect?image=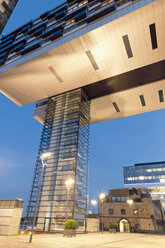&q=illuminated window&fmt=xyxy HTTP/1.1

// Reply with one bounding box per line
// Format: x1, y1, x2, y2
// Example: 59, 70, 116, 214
79, 0, 88, 7
102, 0, 113, 7
127, 177, 133, 181
146, 169, 152, 172
66, 18, 75, 25
66, 20, 71, 25
68, 6, 77, 14
102, 2, 107, 7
